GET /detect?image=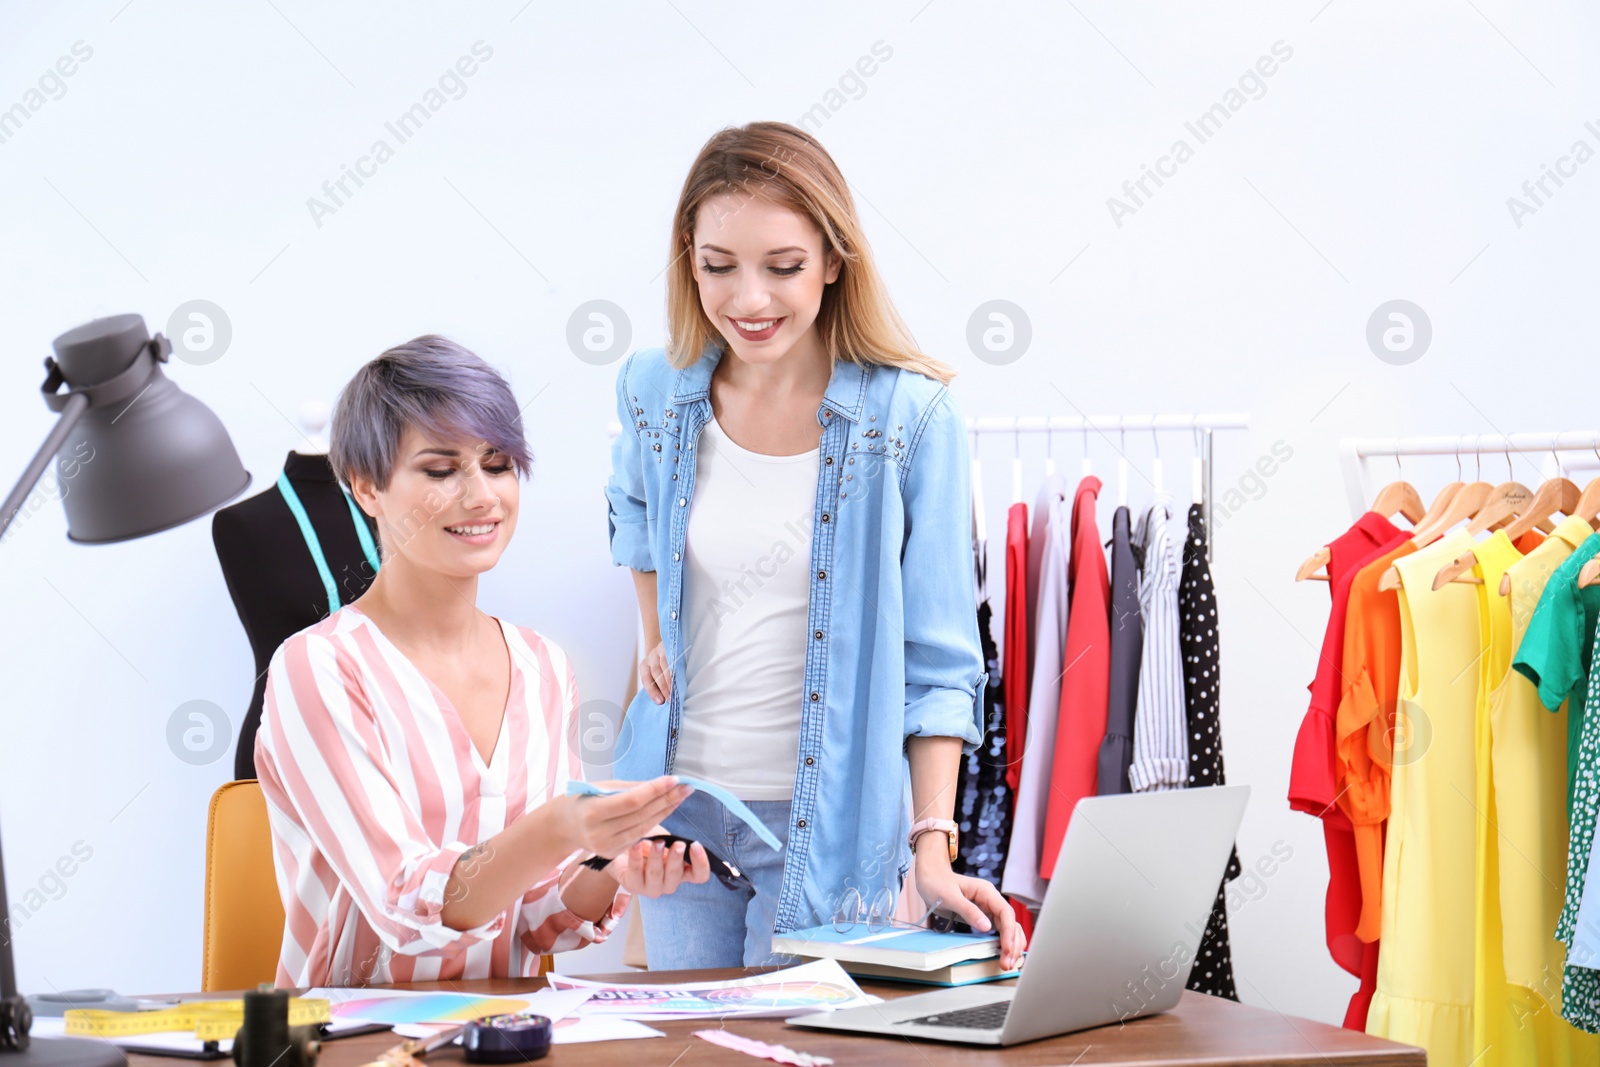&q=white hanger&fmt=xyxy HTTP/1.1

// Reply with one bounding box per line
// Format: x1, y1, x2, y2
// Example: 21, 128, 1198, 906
1117, 417, 1129, 508
1191, 419, 1204, 506
1151, 424, 1164, 496
1011, 419, 1024, 505
1044, 419, 1056, 478
1081, 418, 1092, 478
